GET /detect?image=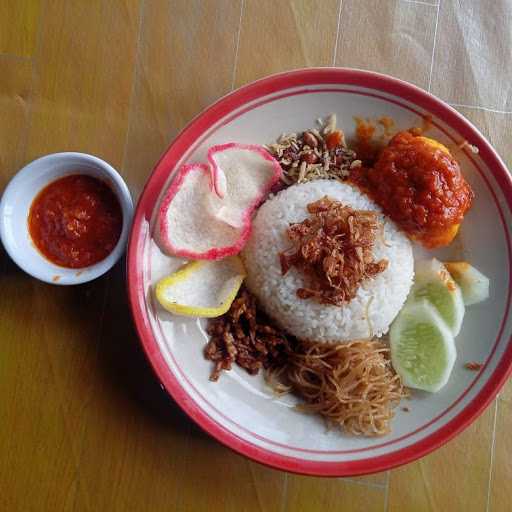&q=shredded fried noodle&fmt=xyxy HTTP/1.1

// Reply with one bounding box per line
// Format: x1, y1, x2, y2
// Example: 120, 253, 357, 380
270, 339, 407, 436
